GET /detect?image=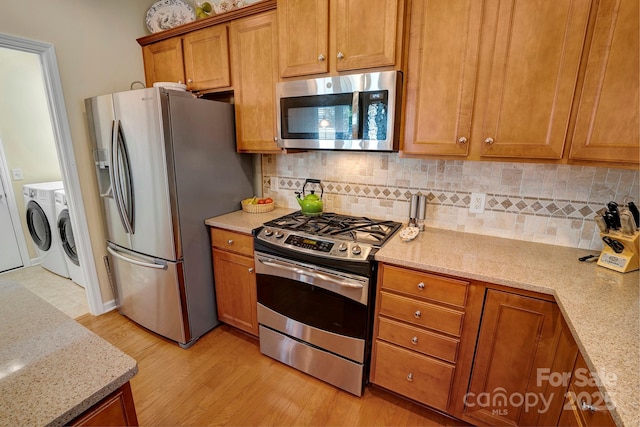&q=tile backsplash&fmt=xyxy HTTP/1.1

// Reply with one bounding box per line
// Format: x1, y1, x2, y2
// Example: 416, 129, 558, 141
262, 152, 639, 250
